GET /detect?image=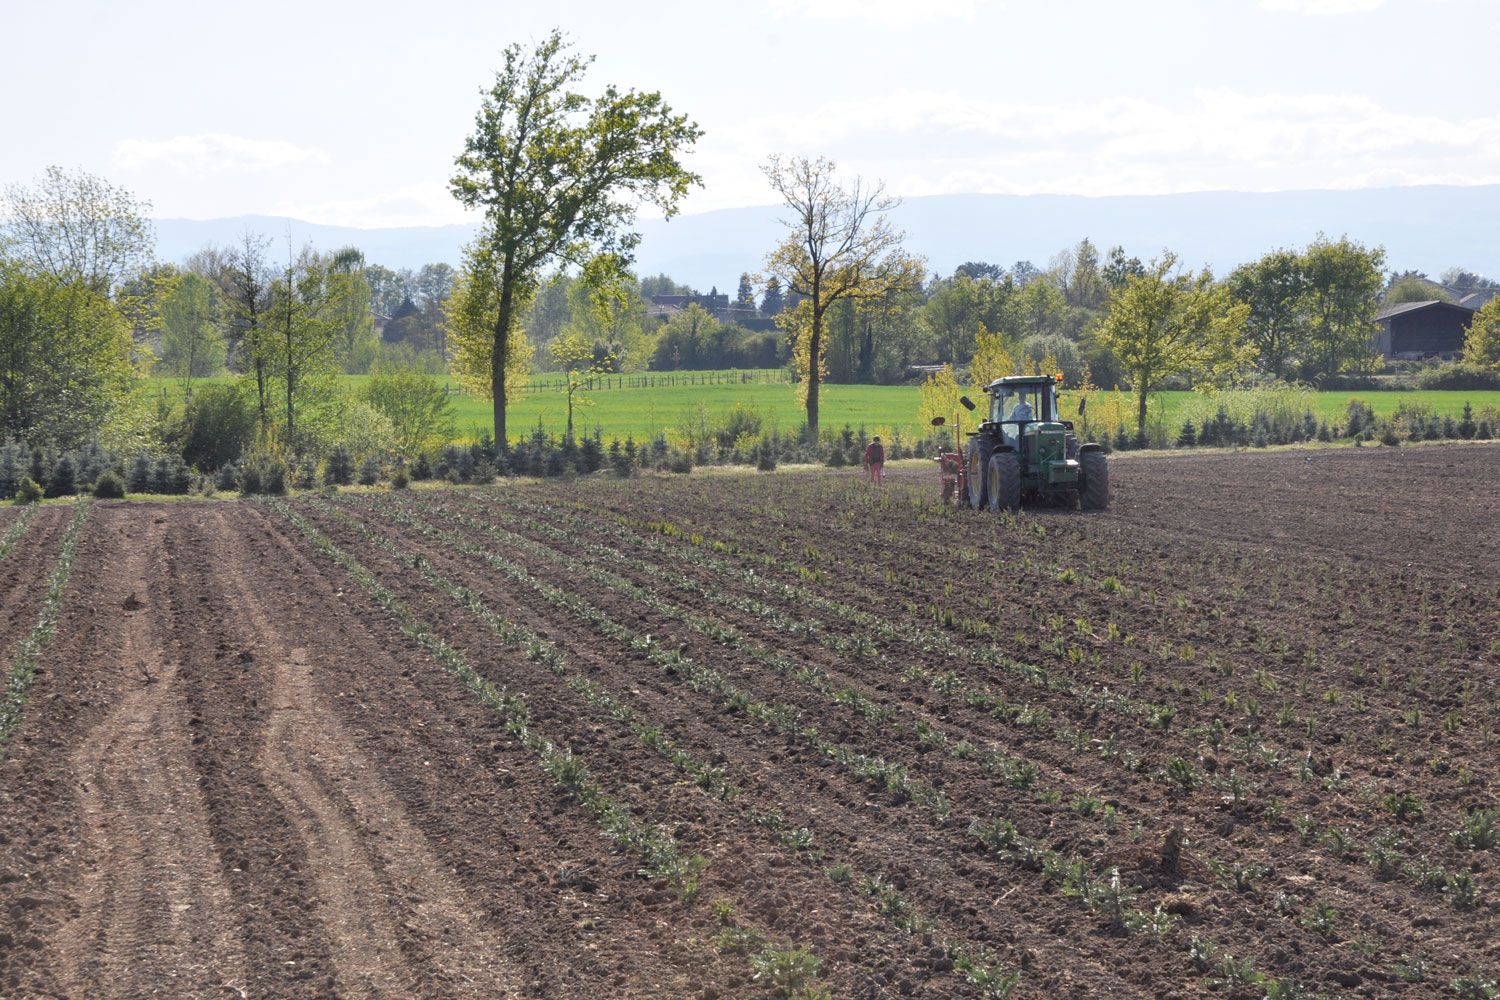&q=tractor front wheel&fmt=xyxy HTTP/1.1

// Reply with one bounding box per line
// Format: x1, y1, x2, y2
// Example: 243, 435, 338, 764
1081, 451, 1109, 510
986, 452, 1021, 512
